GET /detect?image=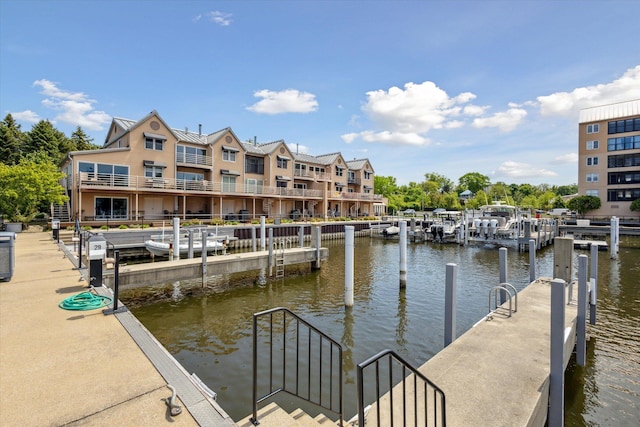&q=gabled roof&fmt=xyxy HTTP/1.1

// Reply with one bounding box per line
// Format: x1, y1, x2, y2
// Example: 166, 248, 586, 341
105, 110, 178, 146
207, 127, 245, 147
292, 152, 324, 165
314, 152, 342, 165
346, 158, 373, 171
